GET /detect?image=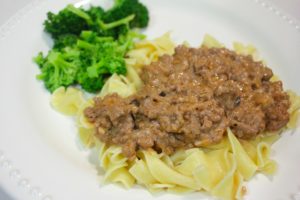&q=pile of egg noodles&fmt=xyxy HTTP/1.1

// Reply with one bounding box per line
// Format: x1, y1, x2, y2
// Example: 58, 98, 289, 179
50, 33, 300, 200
